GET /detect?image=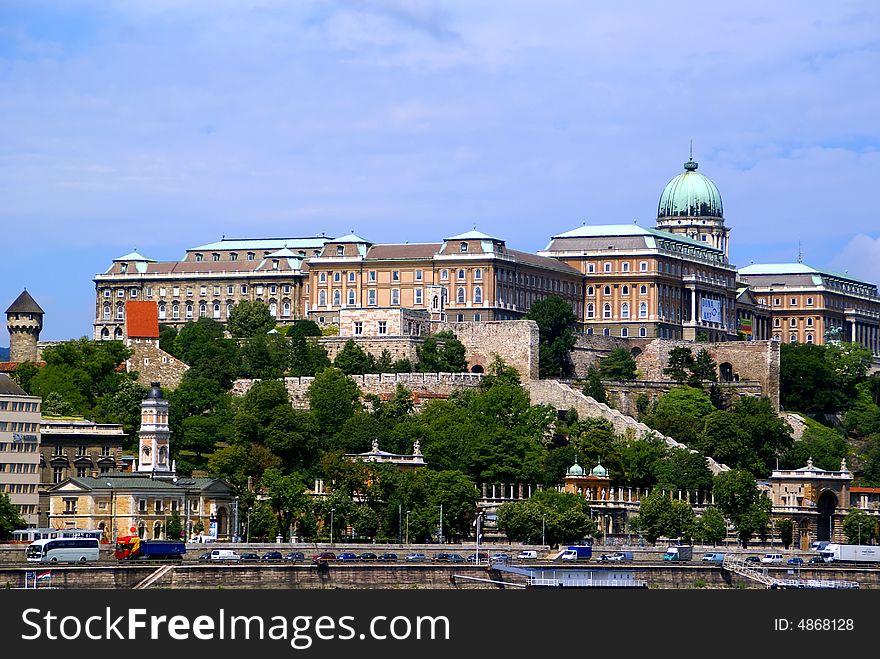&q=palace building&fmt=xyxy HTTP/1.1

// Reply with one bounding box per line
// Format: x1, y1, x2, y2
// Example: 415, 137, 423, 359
89, 152, 880, 356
